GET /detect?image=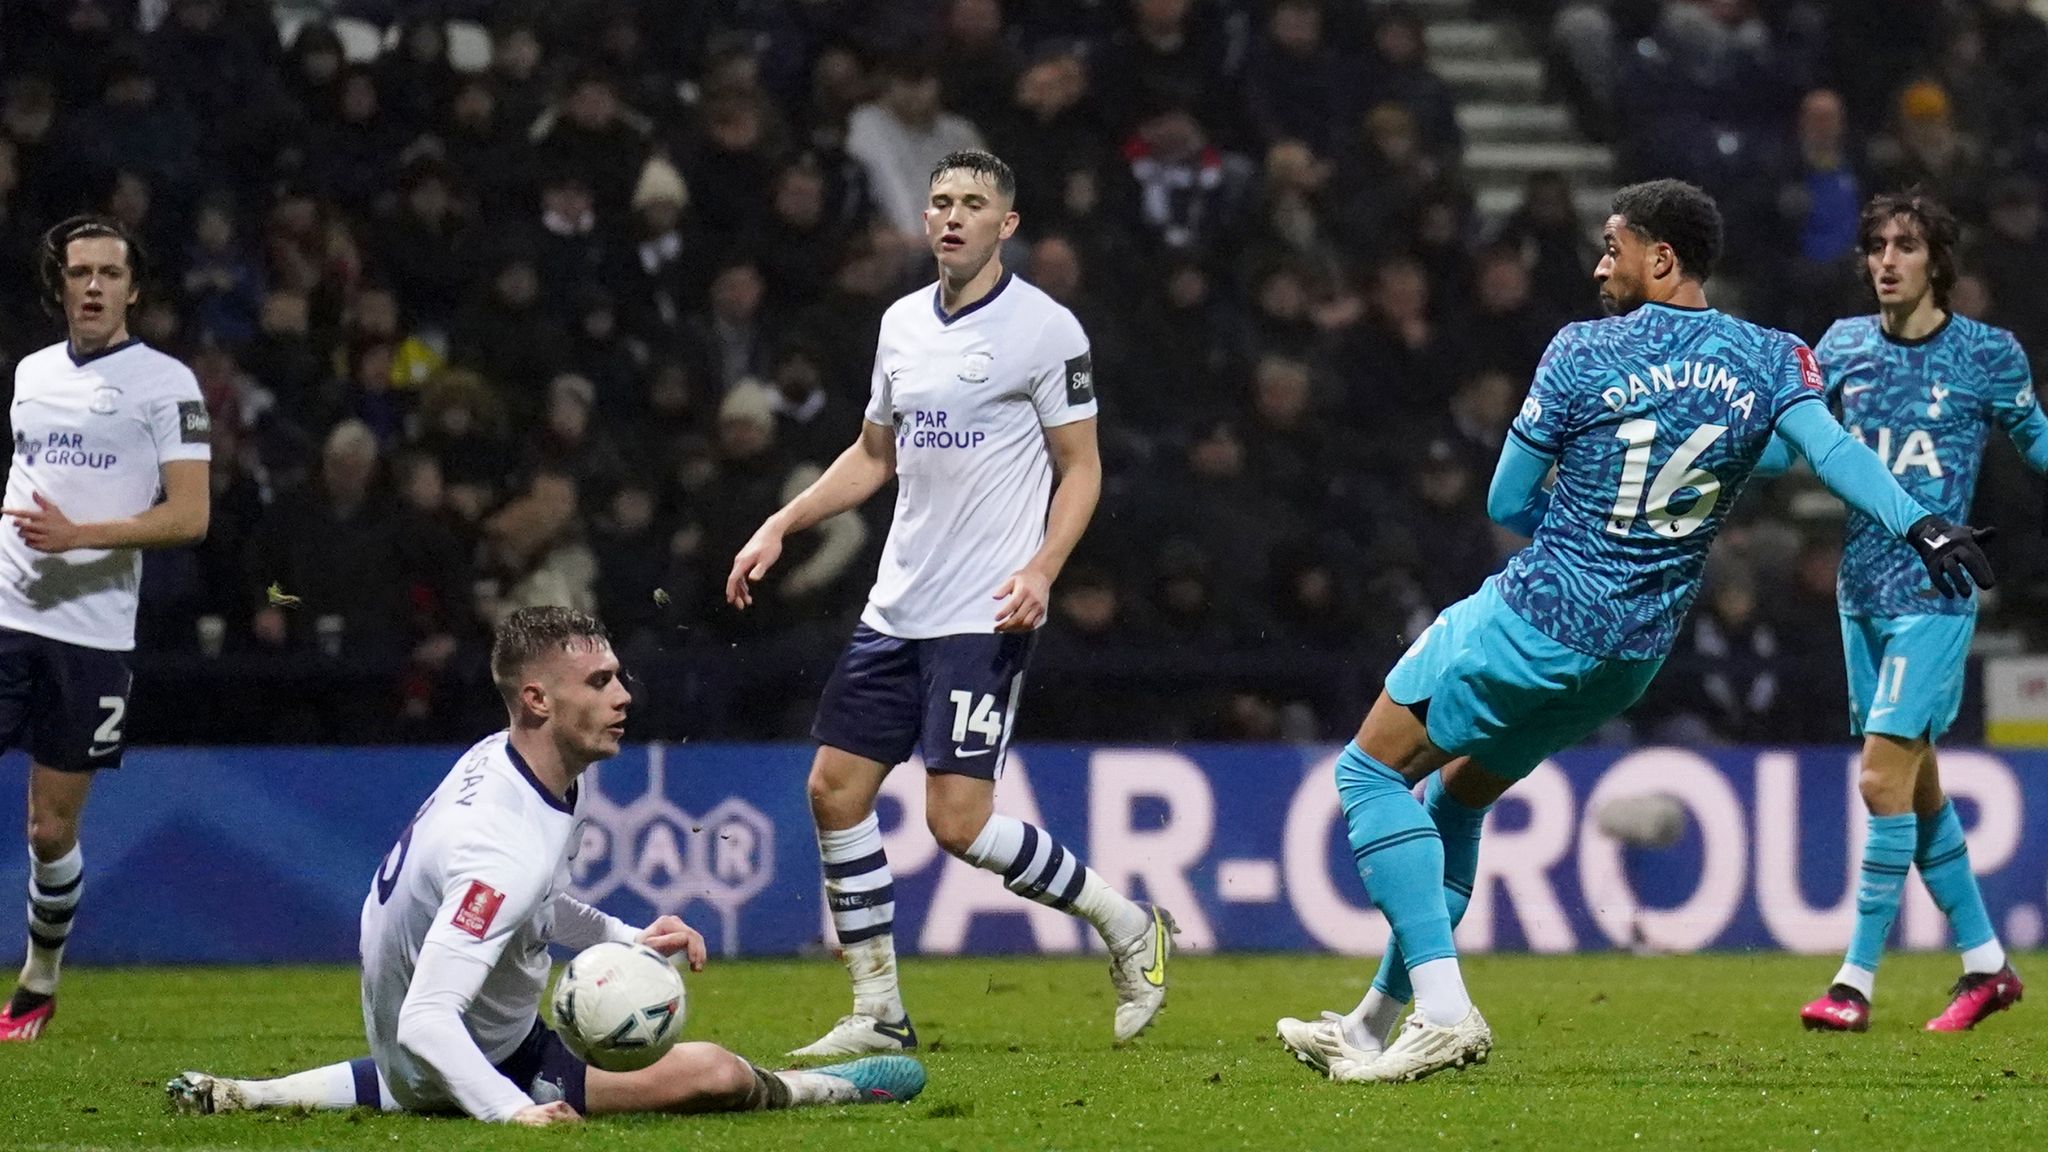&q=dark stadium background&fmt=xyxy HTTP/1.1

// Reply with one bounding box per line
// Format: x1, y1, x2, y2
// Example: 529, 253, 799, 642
1, 0, 2043, 747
